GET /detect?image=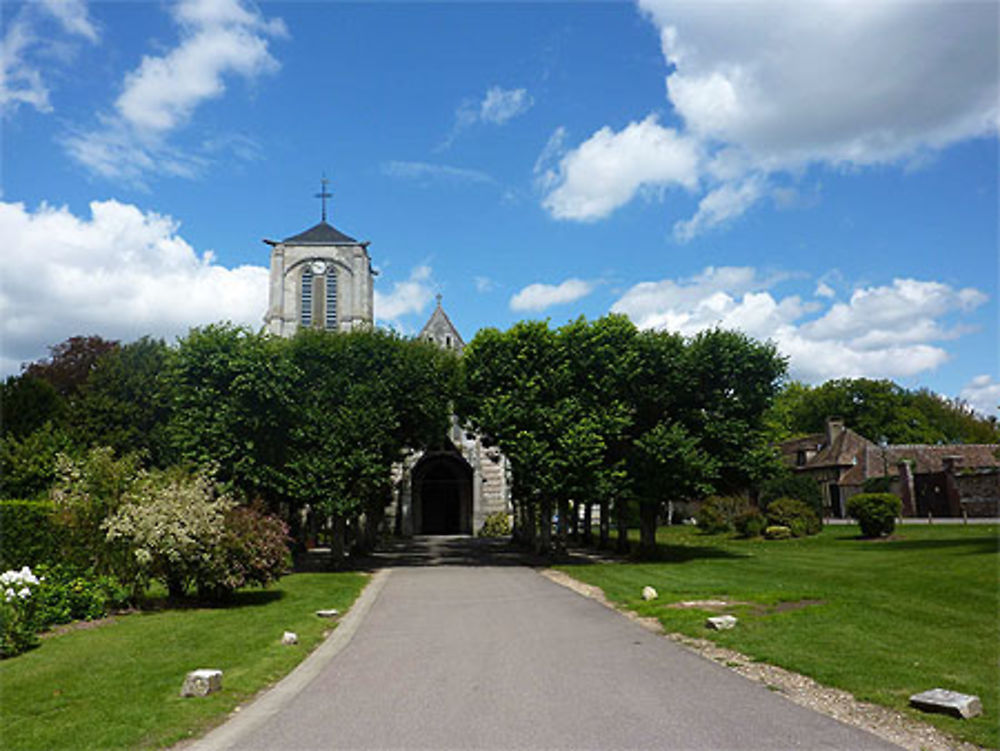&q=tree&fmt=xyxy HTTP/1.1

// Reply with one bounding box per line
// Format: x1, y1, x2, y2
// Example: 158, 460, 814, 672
0, 374, 66, 440
24, 336, 119, 398
71, 337, 173, 465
